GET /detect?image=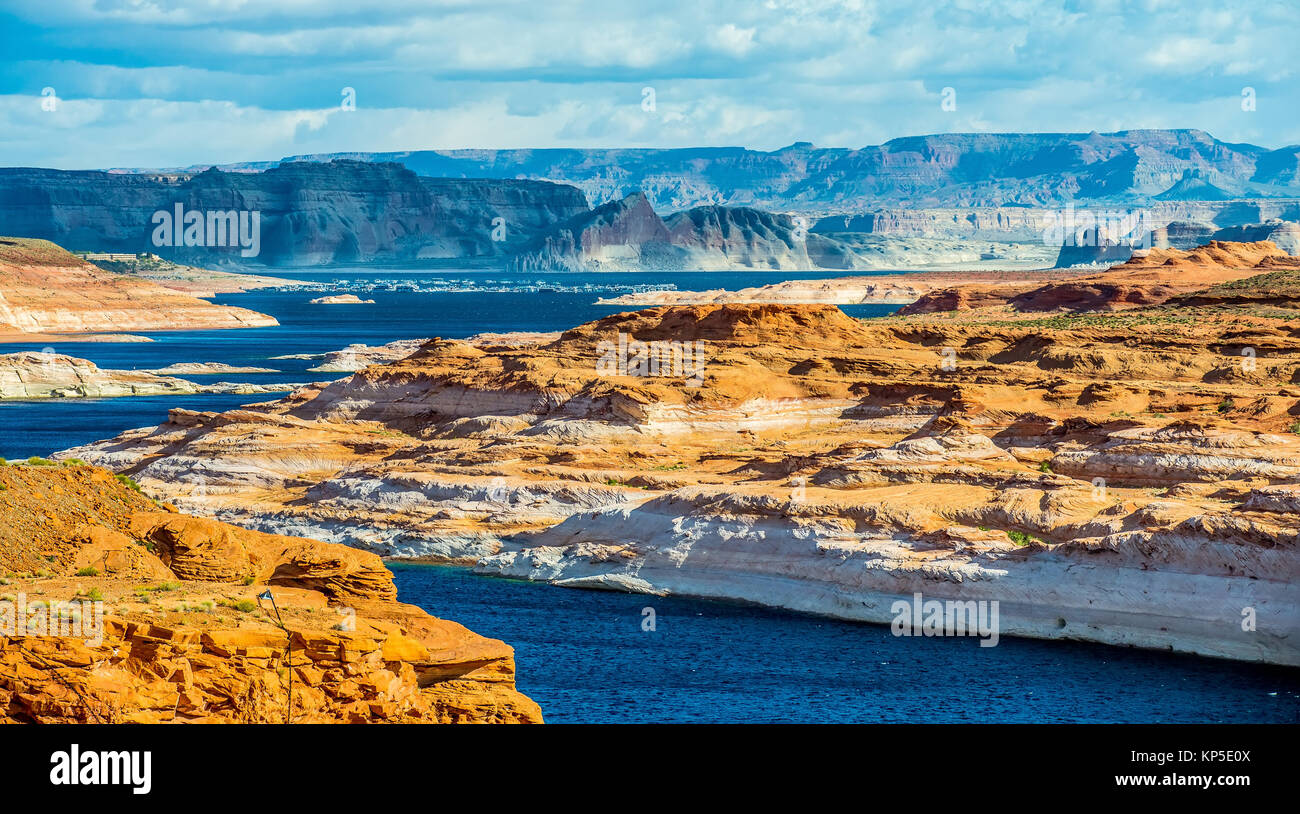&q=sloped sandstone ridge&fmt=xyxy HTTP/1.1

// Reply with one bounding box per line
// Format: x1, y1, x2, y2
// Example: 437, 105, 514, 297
63, 243, 1300, 665
0, 352, 295, 399
0, 463, 542, 723
903, 240, 1299, 314
0, 238, 276, 341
